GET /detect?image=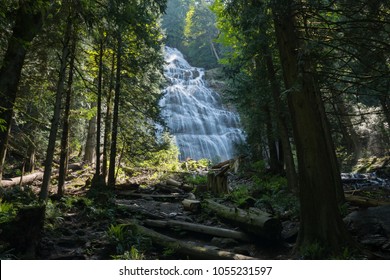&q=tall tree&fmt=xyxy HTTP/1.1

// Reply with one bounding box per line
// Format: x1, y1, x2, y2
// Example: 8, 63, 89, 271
58, 23, 78, 197
0, 1, 50, 182
40, 6, 74, 201
107, 33, 122, 187
271, 0, 353, 255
